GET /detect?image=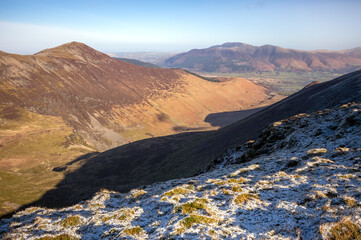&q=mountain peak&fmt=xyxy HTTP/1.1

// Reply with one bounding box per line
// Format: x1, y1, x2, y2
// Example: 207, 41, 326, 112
34, 41, 107, 60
